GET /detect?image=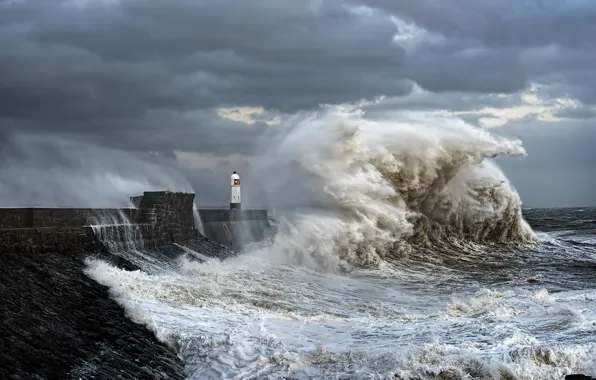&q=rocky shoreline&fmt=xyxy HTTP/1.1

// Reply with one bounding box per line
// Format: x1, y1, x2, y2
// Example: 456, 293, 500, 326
0, 249, 185, 380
